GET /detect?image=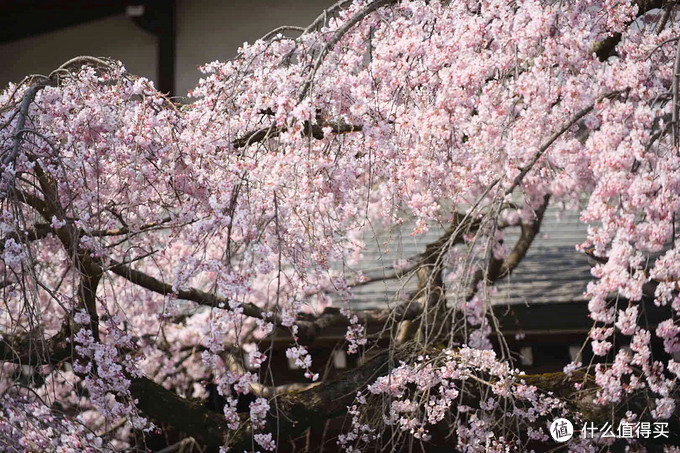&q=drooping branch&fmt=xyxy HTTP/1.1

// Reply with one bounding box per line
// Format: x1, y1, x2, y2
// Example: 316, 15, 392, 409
261, 25, 305, 41
104, 207, 499, 345
1, 56, 117, 179
407, 212, 488, 343
107, 207, 494, 344
672, 37, 680, 146
108, 258, 421, 342
7, 154, 105, 340
108, 259, 266, 318
352, 211, 489, 289
3, 85, 44, 169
